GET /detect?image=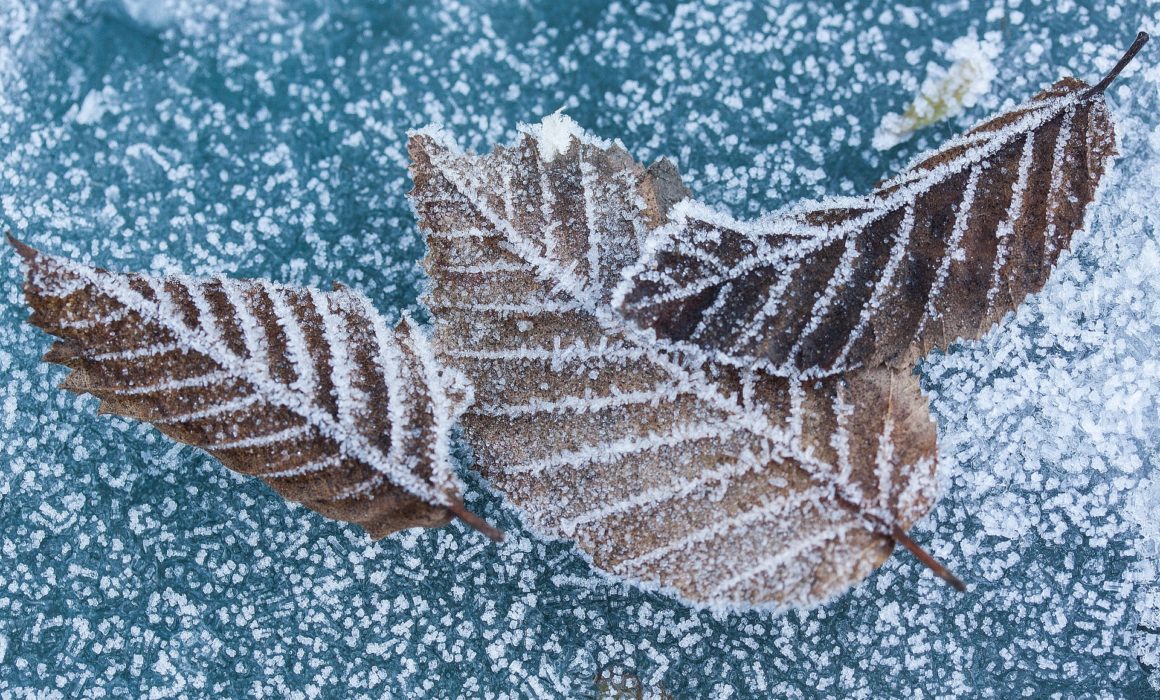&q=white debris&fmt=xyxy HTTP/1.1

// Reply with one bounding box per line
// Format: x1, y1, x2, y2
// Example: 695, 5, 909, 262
73, 88, 115, 126
873, 33, 1002, 151
118, 0, 180, 30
